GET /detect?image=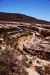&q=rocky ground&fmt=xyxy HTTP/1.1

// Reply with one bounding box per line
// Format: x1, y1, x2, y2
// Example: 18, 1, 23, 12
0, 12, 50, 75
